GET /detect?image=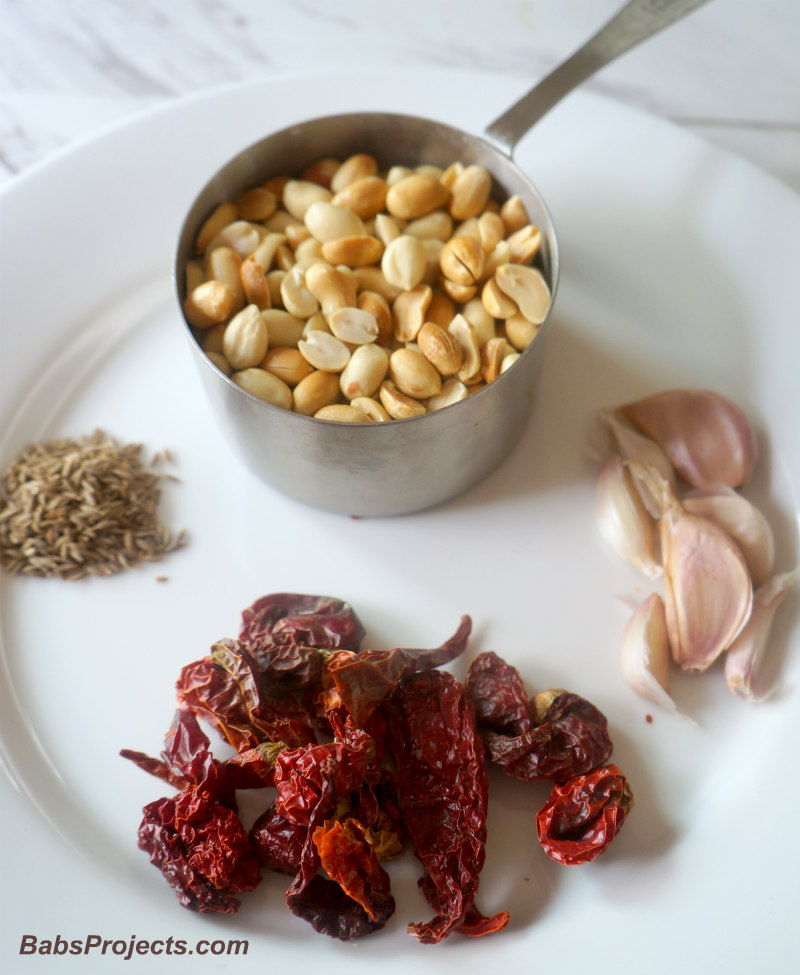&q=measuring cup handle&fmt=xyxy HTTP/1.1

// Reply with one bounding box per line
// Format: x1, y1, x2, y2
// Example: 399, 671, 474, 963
484, 0, 713, 155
